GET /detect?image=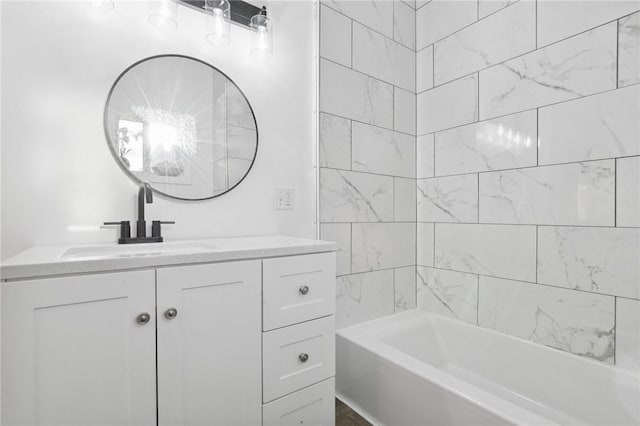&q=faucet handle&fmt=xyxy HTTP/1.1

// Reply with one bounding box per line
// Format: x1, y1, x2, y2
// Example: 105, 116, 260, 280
151, 220, 175, 238
103, 221, 131, 240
